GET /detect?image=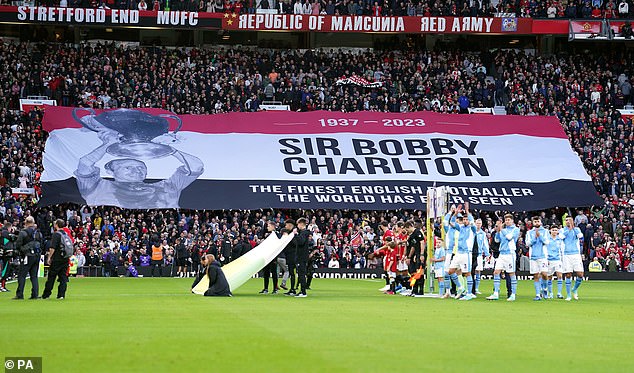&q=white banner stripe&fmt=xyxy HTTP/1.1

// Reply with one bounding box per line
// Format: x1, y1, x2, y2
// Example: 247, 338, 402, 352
42, 129, 591, 184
